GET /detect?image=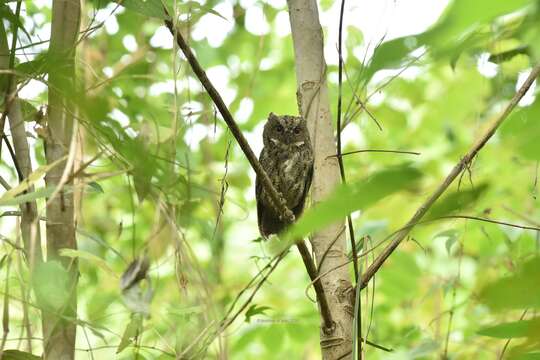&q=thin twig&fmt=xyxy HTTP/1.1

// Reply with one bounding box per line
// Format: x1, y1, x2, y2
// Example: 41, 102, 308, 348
0, 175, 12, 190
327, 149, 421, 159
443, 225, 465, 359
342, 60, 382, 131
501, 205, 540, 227
219, 250, 288, 331
359, 64, 540, 290
336, 0, 362, 355
2, 134, 24, 182
0, 256, 11, 356
336, 0, 359, 284
436, 215, 540, 232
